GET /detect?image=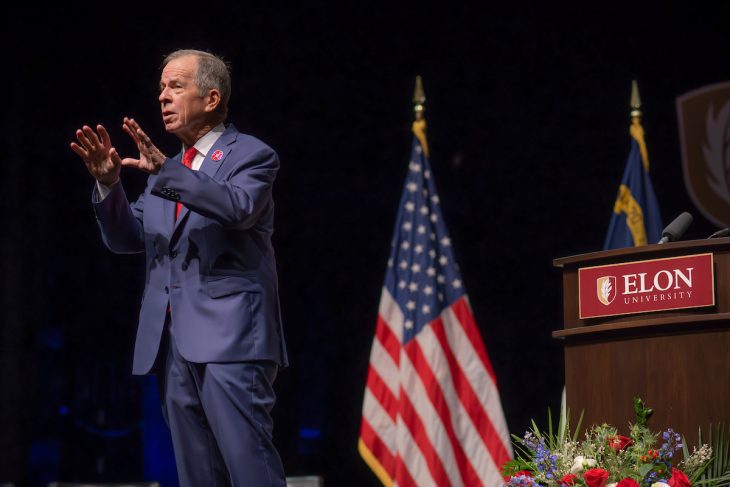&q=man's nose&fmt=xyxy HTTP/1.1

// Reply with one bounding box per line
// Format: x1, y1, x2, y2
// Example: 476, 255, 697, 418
159, 88, 170, 103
